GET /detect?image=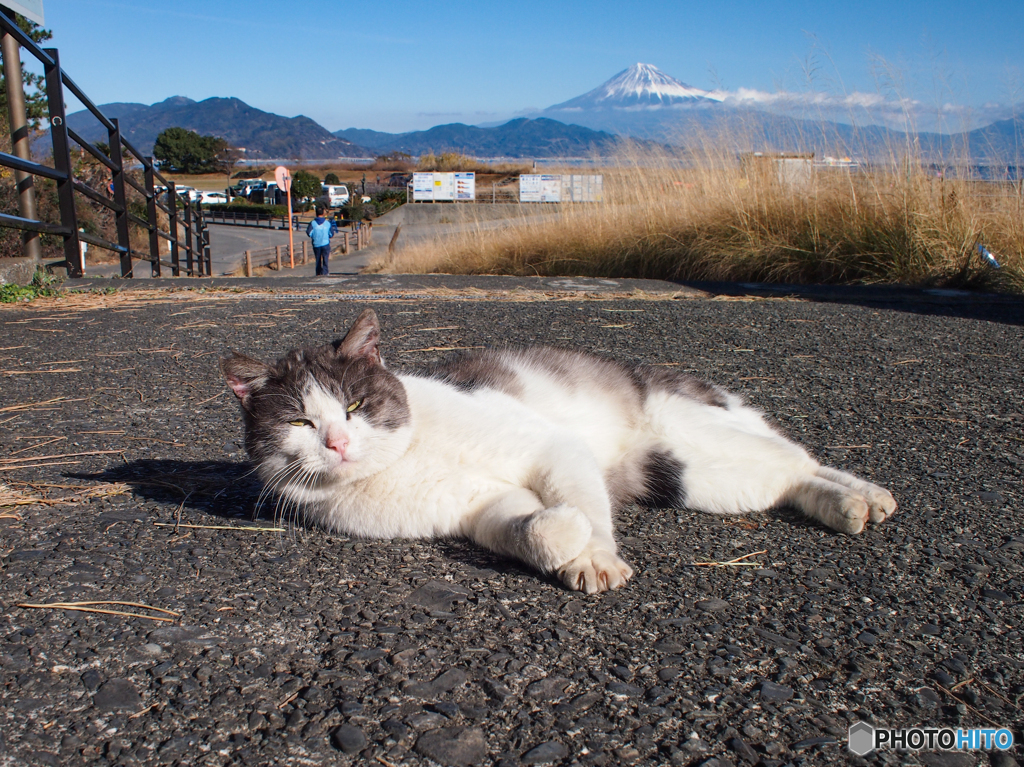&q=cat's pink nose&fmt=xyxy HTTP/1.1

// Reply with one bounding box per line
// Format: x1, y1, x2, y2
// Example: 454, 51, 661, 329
326, 435, 349, 457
